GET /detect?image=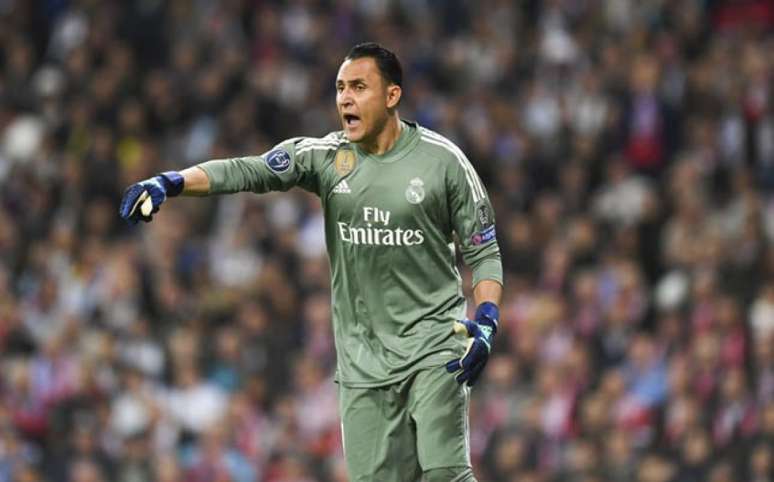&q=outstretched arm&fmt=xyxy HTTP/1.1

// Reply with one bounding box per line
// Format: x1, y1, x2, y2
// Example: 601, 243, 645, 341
119, 139, 323, 223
